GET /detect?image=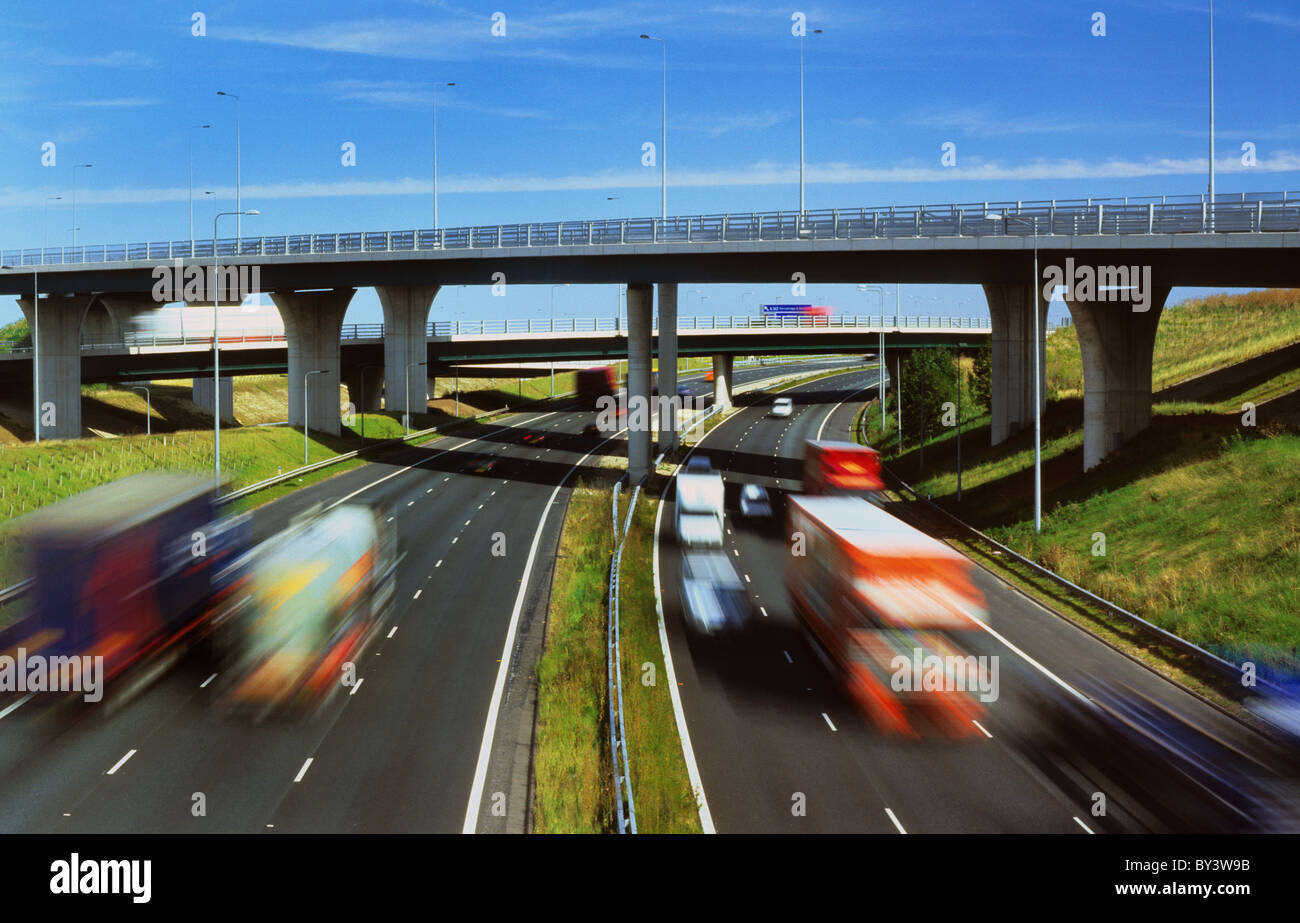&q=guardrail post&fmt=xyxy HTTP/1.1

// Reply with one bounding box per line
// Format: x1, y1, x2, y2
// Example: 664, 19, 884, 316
872, 211, 879, 236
